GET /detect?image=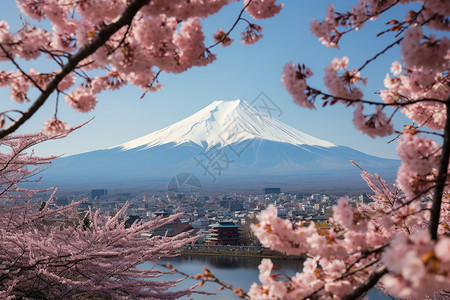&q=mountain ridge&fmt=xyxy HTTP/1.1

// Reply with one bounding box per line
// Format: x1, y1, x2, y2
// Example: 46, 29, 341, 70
111, 99, 336, 151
